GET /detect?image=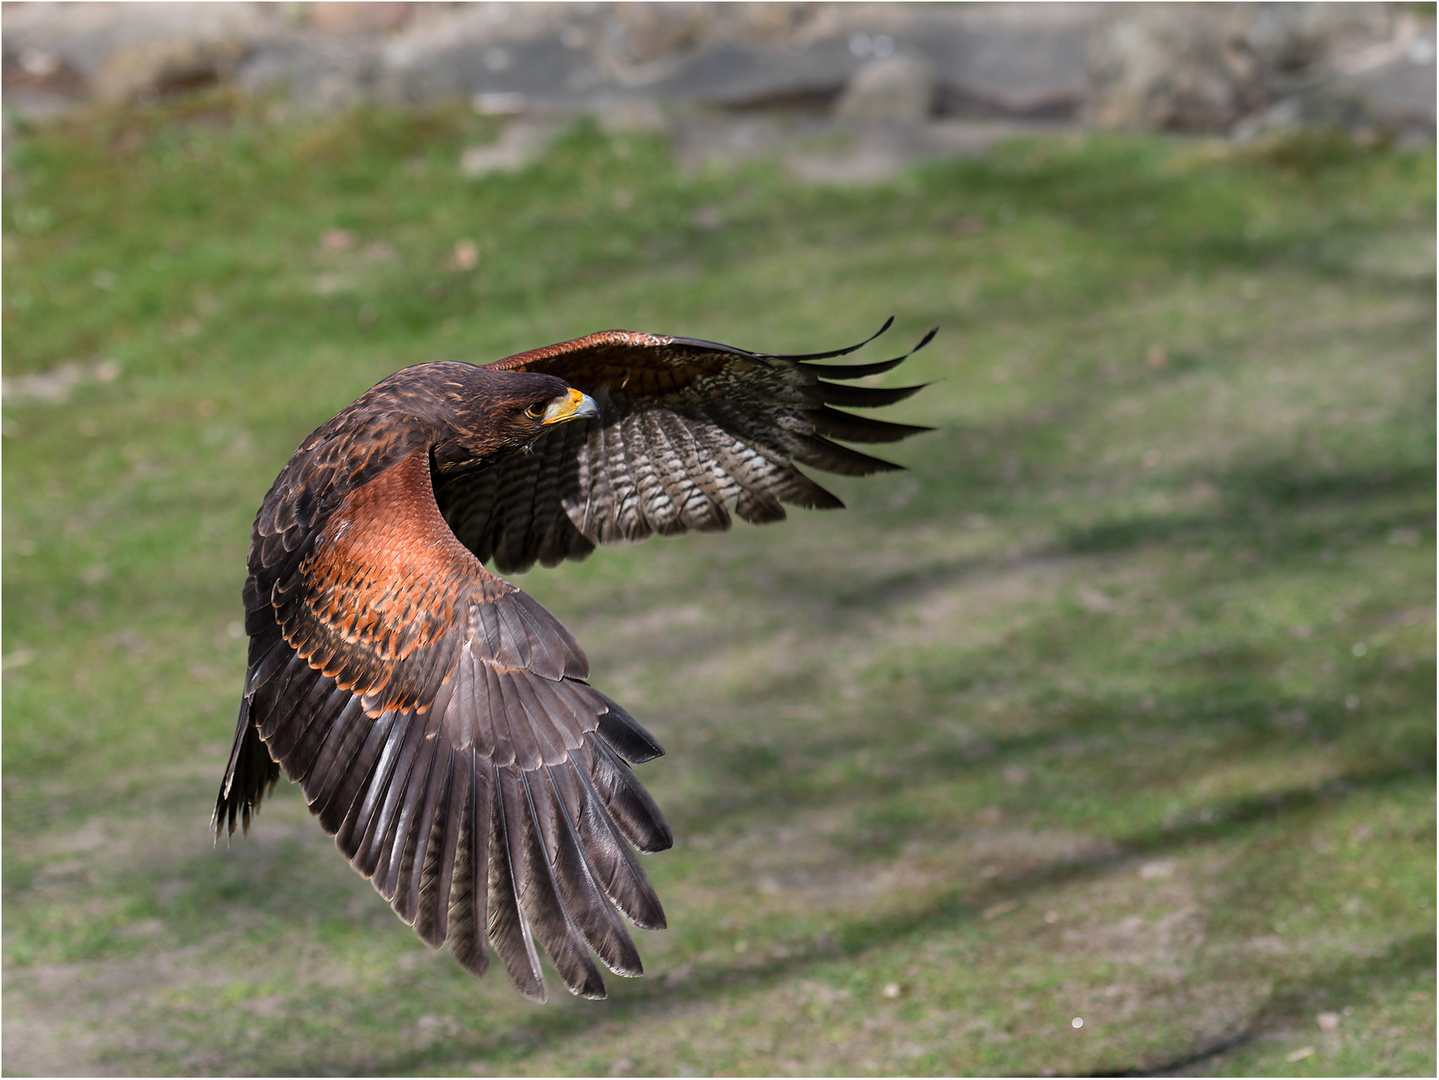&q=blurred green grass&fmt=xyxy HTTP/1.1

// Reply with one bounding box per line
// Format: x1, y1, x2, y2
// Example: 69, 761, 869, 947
3, 94, 1434, 1076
